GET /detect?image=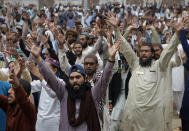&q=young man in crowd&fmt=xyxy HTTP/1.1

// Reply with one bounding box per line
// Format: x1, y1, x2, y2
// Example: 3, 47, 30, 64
0, 66, 36, 131
25, 35, 120, 131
